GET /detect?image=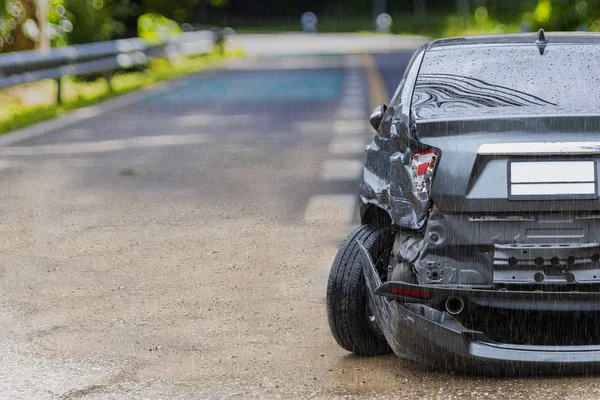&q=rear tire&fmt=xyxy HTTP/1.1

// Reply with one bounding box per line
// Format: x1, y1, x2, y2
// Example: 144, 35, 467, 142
326, 224, 392, 356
